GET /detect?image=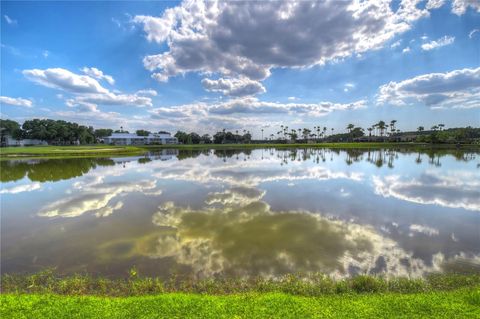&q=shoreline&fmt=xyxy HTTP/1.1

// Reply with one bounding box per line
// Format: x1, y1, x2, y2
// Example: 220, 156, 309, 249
2, 271, 479, 296
1, 142, 479, 159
